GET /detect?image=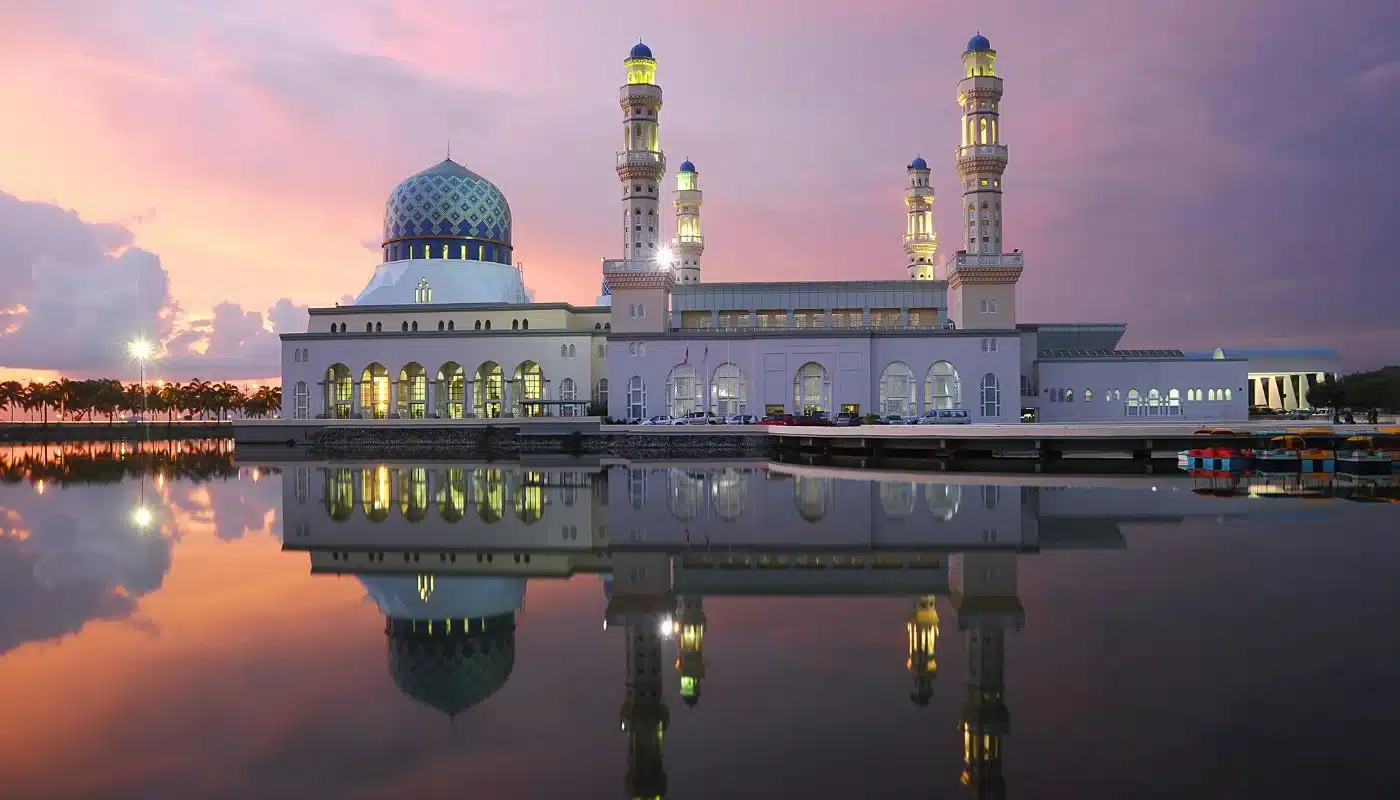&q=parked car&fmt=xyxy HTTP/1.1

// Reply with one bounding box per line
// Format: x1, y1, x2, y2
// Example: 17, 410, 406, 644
641, 415, 672, 425
760, 414, 797, 425
795, 412, 833, 426
833, 413, 862, 427
917, 408, 971, 425
673, 411, 719, 425
725, 414, 760, 425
